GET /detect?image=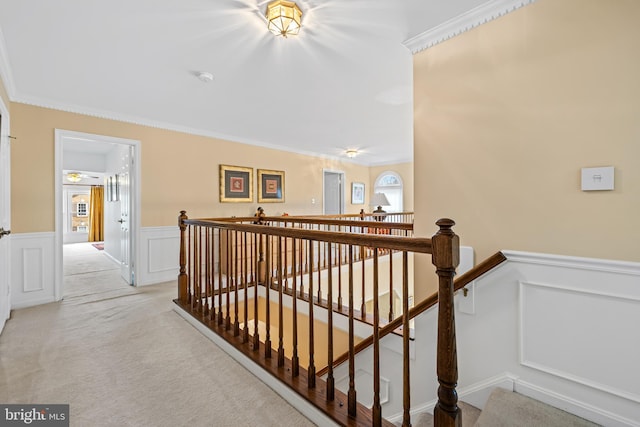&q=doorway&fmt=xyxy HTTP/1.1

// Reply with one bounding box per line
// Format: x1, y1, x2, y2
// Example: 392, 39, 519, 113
323, 170, 344, 215
54, 130, 141, 300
